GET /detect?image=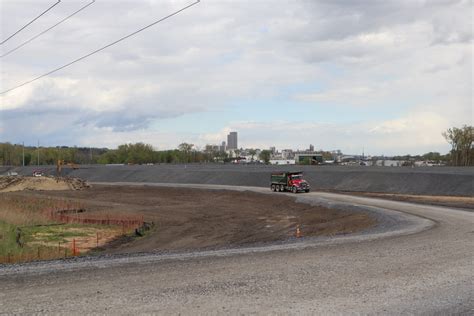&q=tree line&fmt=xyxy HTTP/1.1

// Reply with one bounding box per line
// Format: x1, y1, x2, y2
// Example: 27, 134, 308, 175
1, 125, 472, 166
0, 143, 107, 166
442, 125, 473, 166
